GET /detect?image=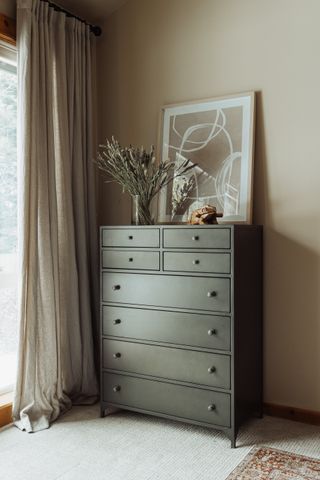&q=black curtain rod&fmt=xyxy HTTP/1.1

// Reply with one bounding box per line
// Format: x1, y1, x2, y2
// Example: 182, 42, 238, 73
44, 0, 102, 36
